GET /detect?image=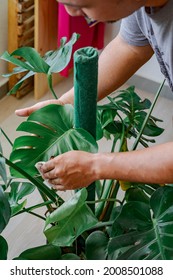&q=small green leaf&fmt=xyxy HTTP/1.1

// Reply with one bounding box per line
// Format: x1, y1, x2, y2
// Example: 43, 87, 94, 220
11, 47, 49, 73
0, 51, 34, 71
86, 231, 109, 260
0, 236, 8, 260
0, 186, 11, 233
8, 70, 35, 95
15, 244, 61, 260
48, 33, 79, 74
7, 181, 35, 216
0, 157, 7, 185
